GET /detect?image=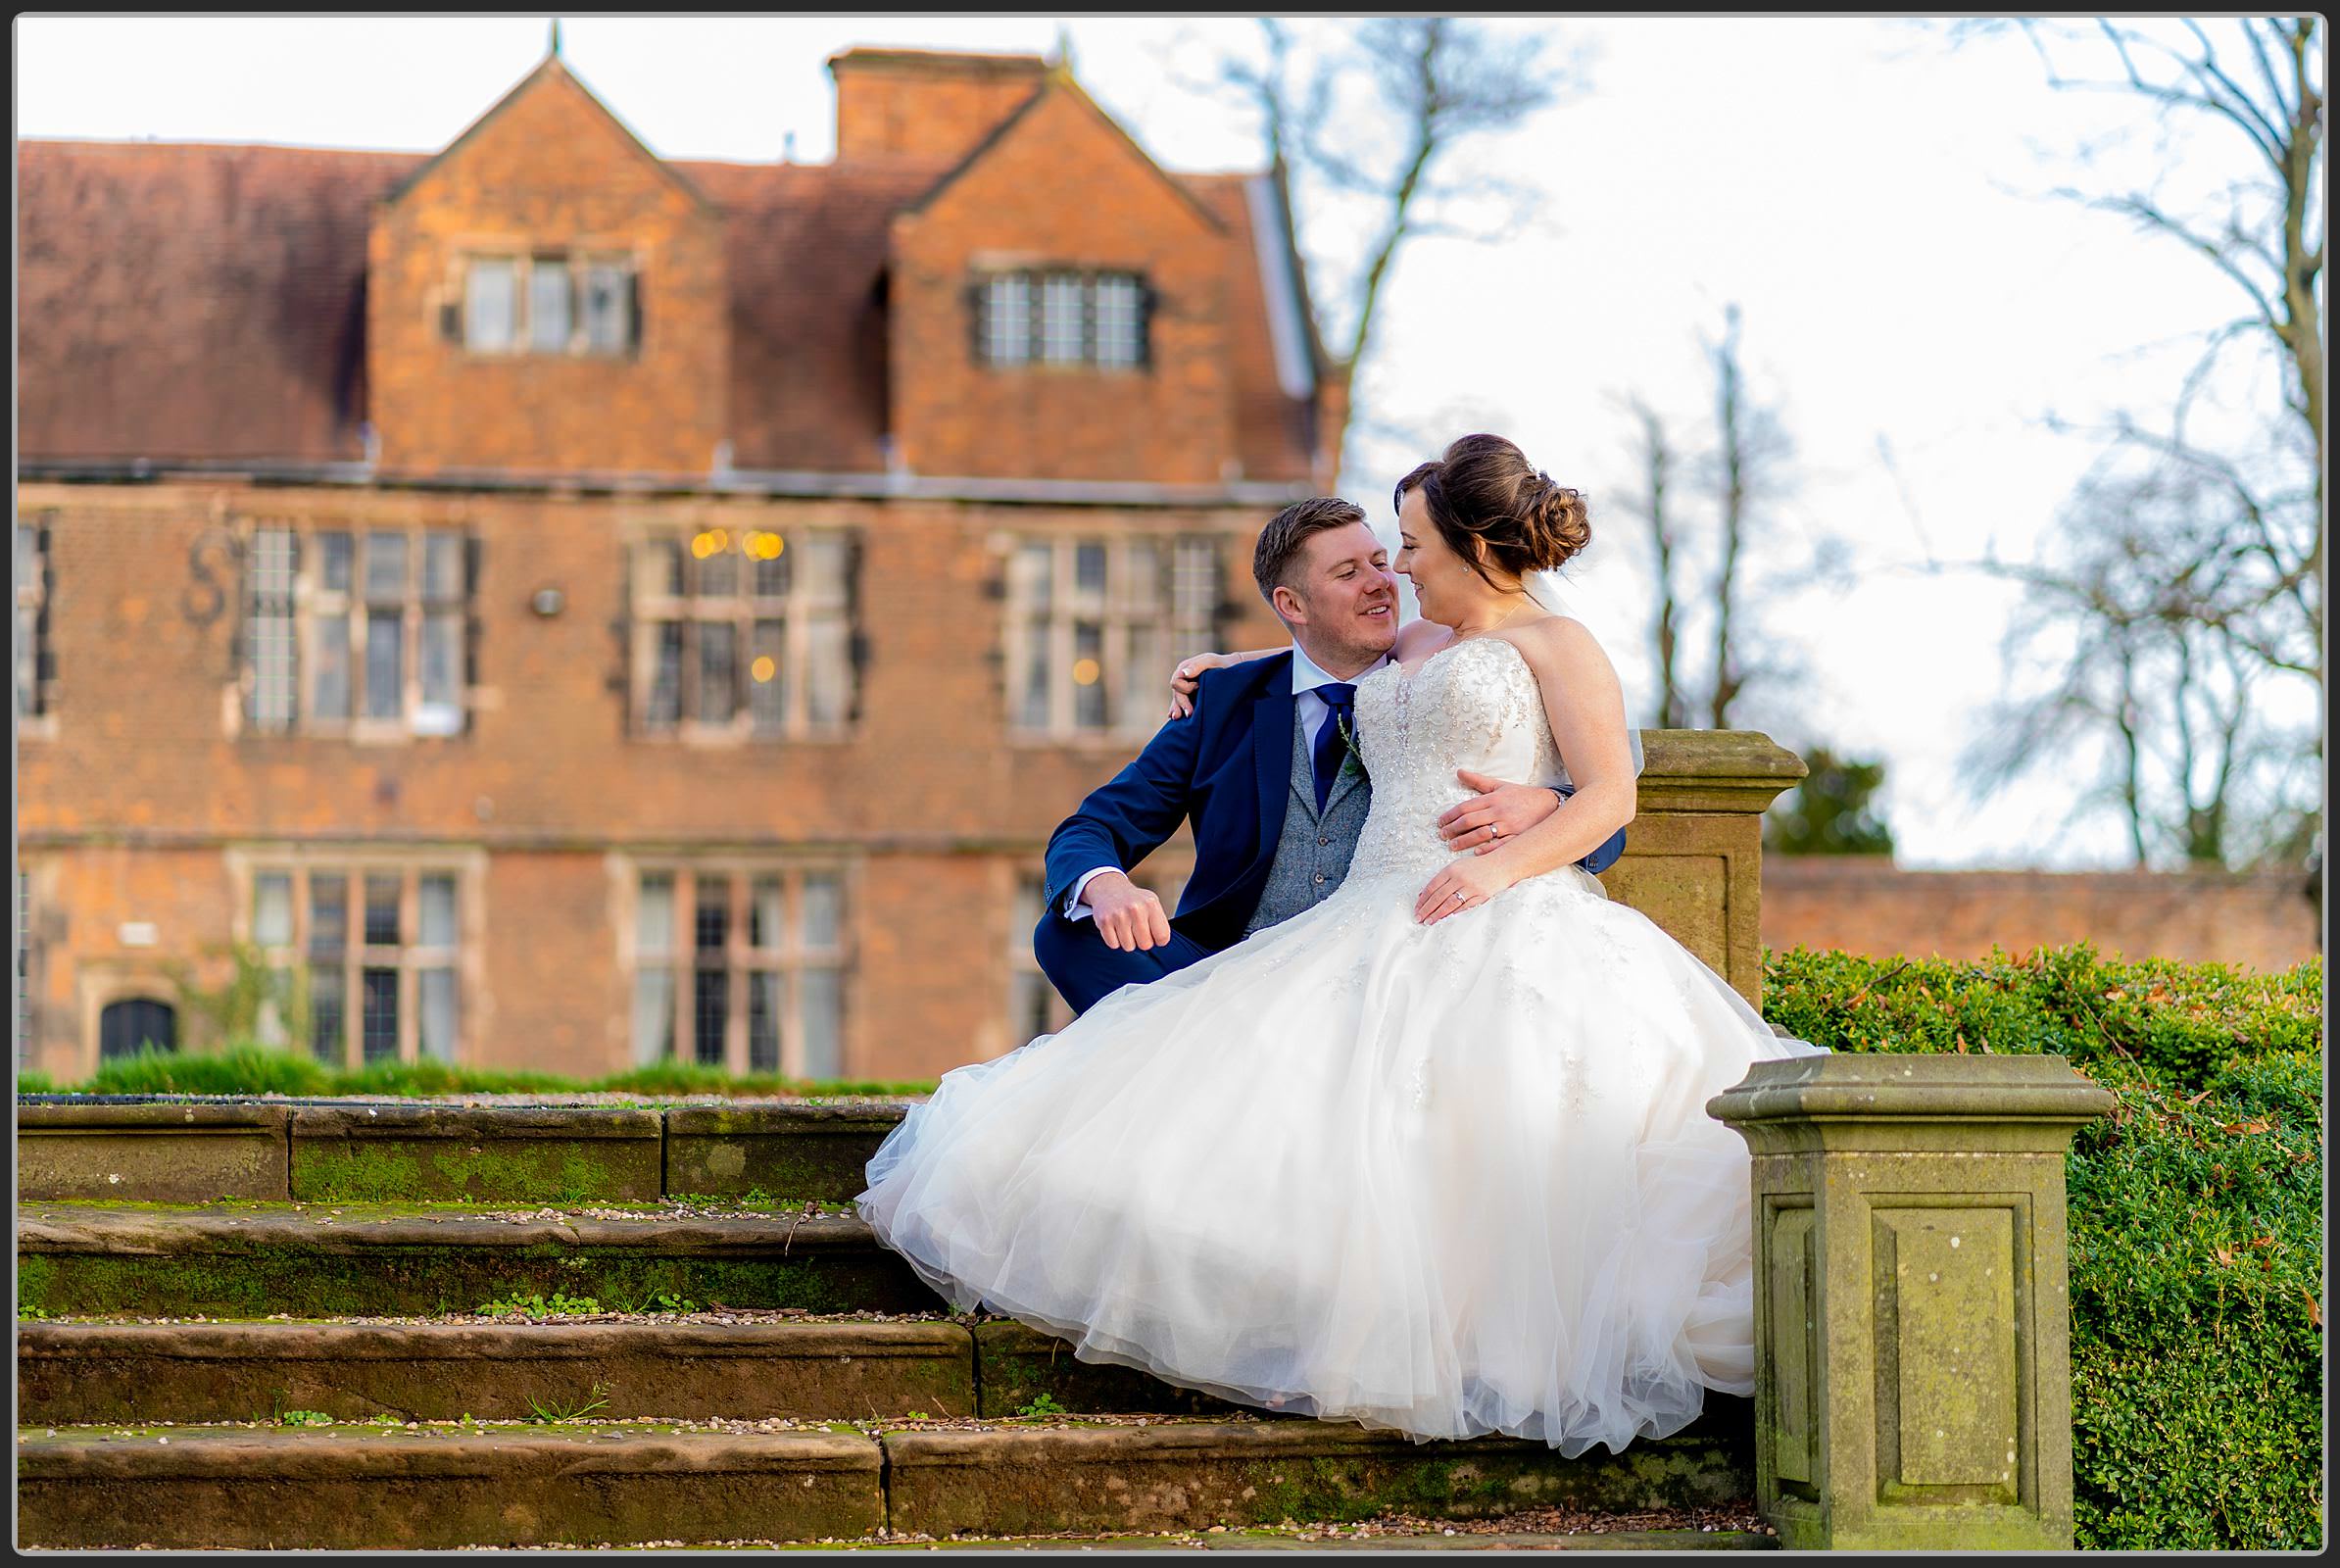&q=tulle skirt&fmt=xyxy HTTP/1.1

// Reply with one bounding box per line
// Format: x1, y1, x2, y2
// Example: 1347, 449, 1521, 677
856, 861, 1825, 1455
